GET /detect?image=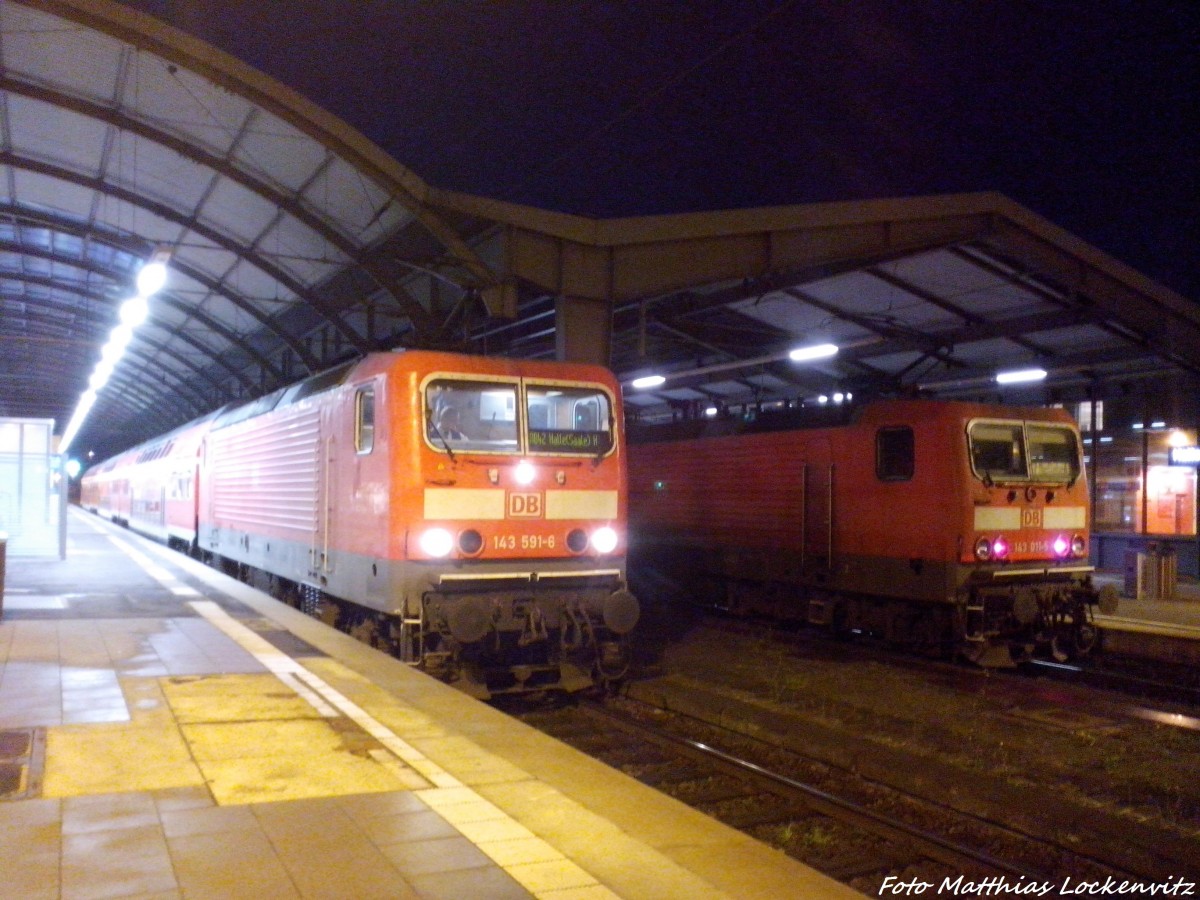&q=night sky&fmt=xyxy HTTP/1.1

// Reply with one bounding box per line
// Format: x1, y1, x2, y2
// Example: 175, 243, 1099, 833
119, 1, 1198, 299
